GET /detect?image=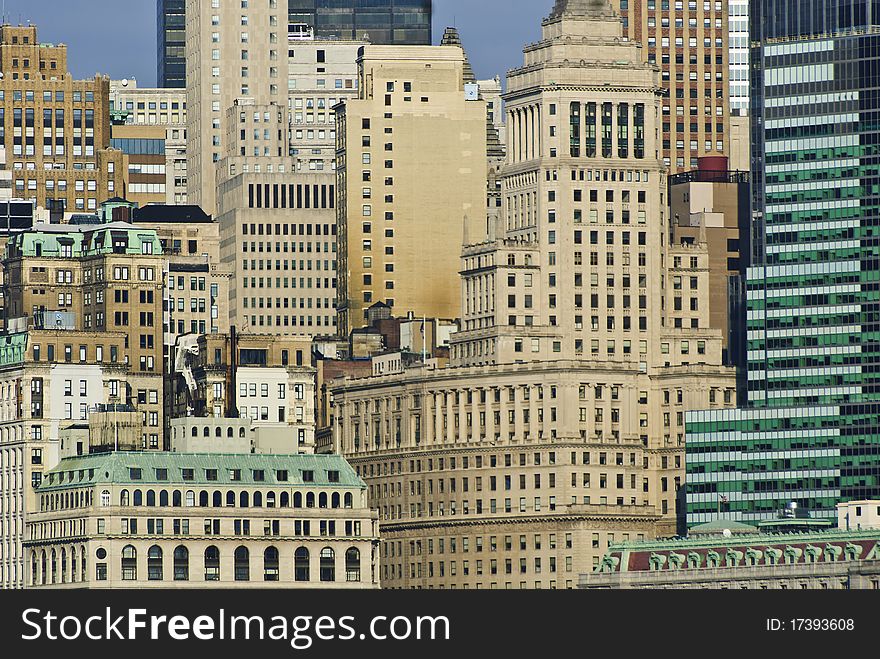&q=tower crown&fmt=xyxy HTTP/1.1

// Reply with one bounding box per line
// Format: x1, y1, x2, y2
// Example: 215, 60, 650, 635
548, 0, 616, 20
